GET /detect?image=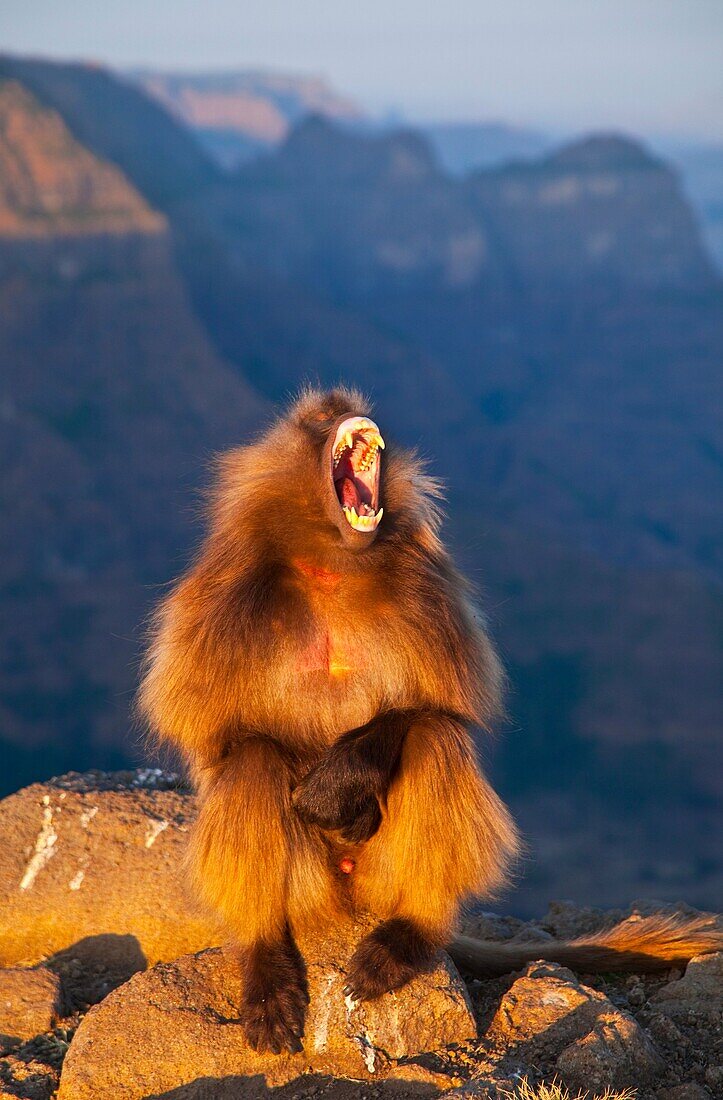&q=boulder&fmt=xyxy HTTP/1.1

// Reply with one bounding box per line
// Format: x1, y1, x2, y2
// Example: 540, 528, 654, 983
0, 771, 219, 970
487, 960, 662, 1088
0, 966, 60, 1043
59, 929, 477, 1099
557, 1012, 664, 1090
651, 952, 723, 1024
656, 1085, 710, 1100
487, 960, 610, 1050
